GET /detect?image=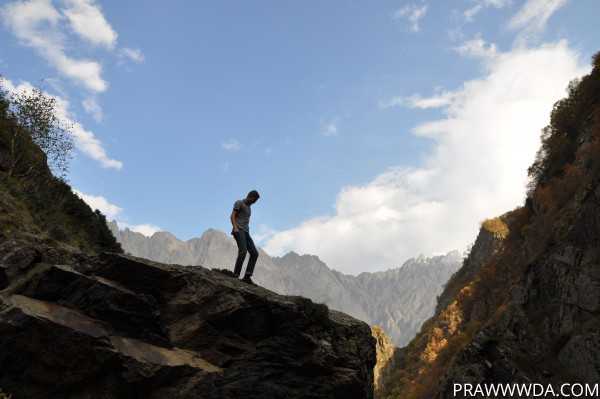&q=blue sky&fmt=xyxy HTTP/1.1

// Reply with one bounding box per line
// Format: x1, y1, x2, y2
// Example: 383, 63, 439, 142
1, 0, 598, 273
